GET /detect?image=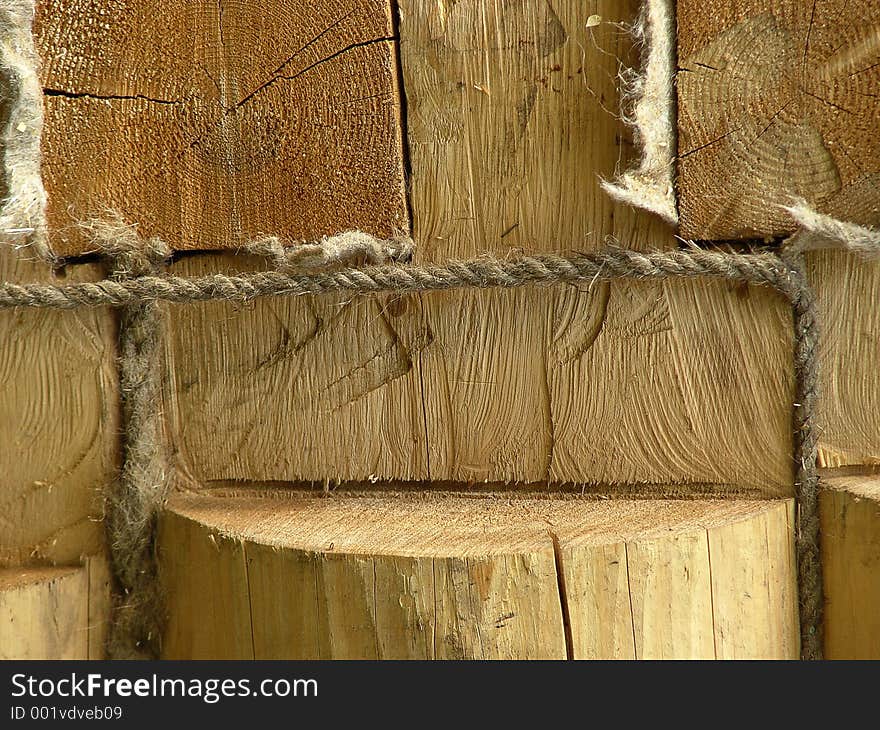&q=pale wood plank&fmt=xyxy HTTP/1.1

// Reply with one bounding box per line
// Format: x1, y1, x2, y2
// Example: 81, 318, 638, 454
558, 541, 636, 659
432, 552, 566, 659
246, 543, 322, 660
85, 554, 112, 659
398, 0, 624, 259
157, 509, 253, 659
0, 566, 89, 659
315, 553, 380, 659
820, 476, 880, 659
167, 267, 793, 494
165, 254, 428, 485
373, 556, 435, 659
808, 252, 880, 469
625, 530, 716, 659
707, 500, 799, 658
159, 493, 797, 660
0, 247, 119, 566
